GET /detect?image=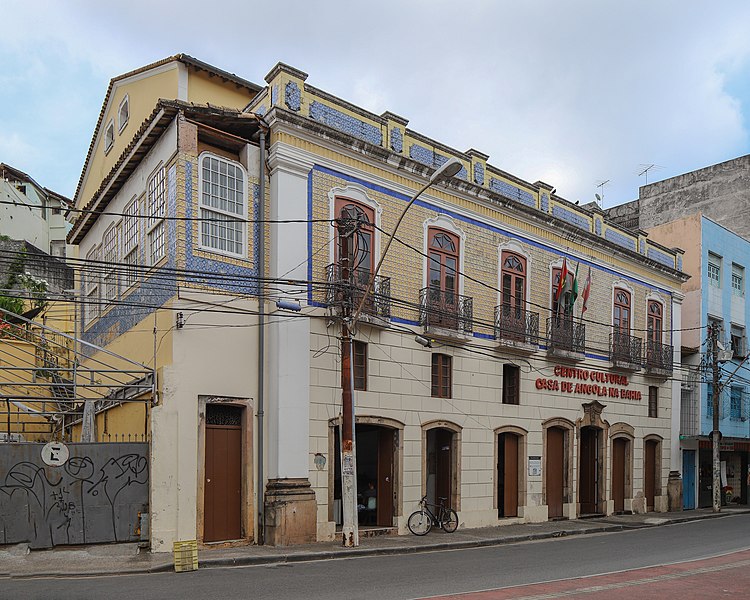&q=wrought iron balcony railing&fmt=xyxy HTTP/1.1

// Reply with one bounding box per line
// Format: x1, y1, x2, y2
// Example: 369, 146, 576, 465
419, 287, 473, 334
610, 330, 642, 368
325, 264, 391, 320
546, 316, 585, 356
494, 304, 539, 346
644, 339, 673, 375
